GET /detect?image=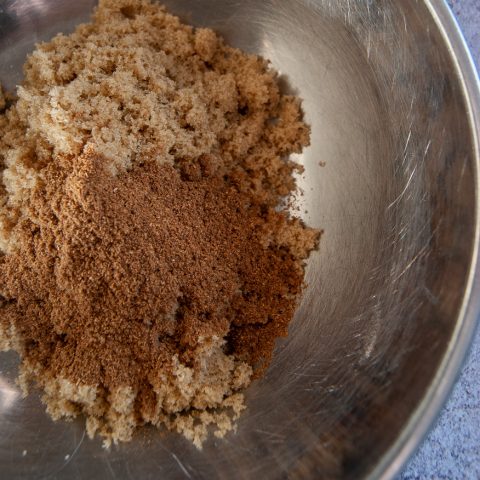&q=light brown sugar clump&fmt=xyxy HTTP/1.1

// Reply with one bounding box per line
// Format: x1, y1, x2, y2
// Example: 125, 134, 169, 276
0, 0, 319, 447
